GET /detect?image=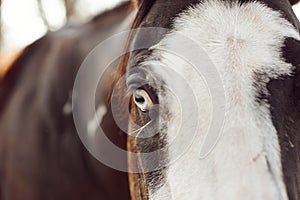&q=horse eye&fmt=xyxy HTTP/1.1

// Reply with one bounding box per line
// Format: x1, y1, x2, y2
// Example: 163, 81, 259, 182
133, 89, 153, 112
